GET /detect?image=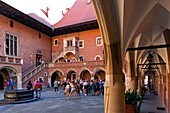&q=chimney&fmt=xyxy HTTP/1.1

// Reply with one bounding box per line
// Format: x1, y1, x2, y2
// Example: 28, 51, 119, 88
62, 8, 70, 16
